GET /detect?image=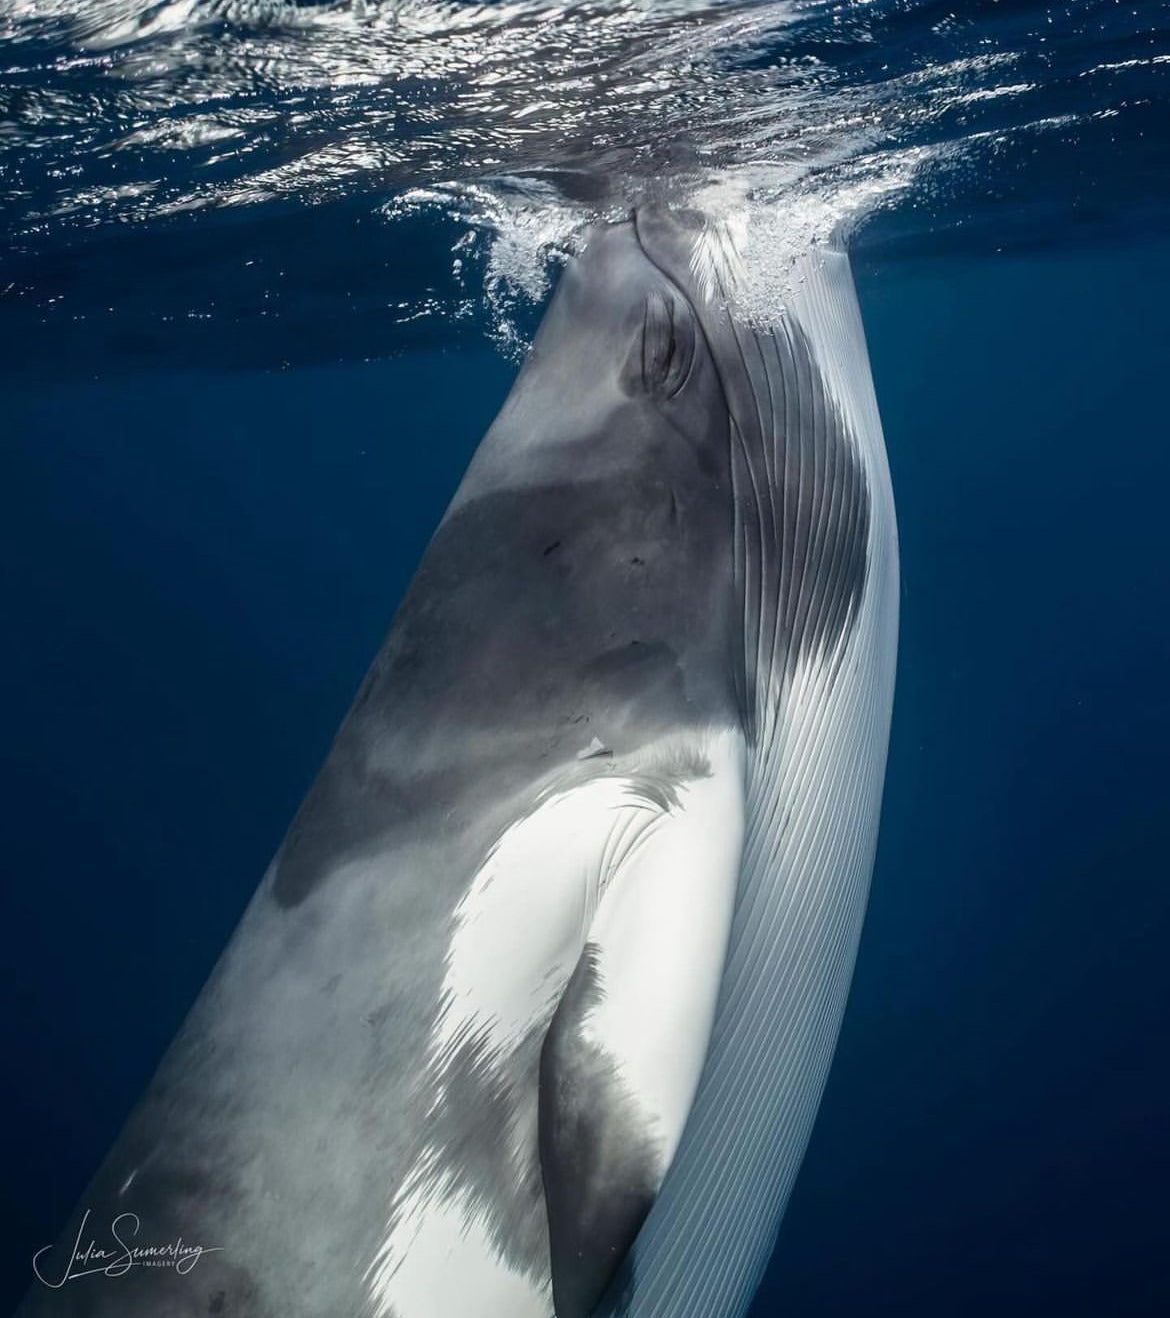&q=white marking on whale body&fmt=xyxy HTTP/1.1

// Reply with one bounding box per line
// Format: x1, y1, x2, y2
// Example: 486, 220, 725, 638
429, 773, 658, 1066
365, 727, 747, 1318
365, 1181, 551, 1318
581, 729, 745, 1167
576, 735, 611, 760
